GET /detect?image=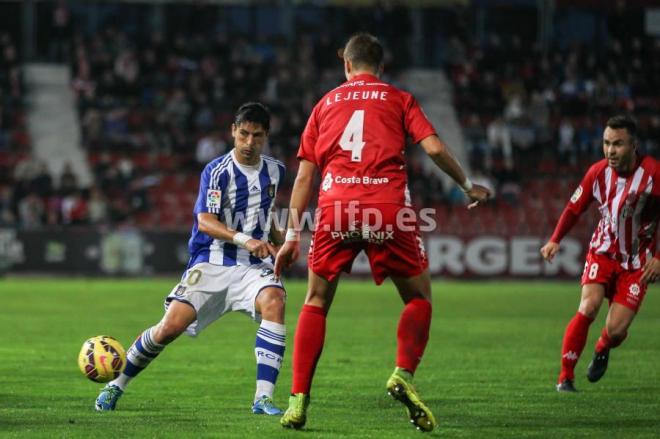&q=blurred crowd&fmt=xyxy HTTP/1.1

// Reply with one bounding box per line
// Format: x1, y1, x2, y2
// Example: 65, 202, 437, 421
2, 3, 659, 234
451, 33, 660, 176
64, 10, 420, 228
0, 33, 33, 227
